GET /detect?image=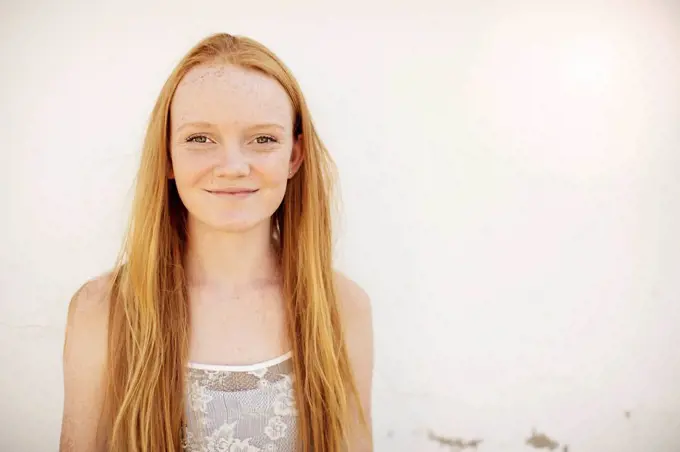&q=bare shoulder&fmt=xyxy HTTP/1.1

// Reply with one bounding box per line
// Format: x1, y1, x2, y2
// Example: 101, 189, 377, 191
333, 271, 374, 449
332, 270, 372, 359
64, 272, 114, 362
61, 272, 113, 452
333, 270, 372, 318
63, 271, 113, 381
66, 273, 113, 322
332, 270, 373, 359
